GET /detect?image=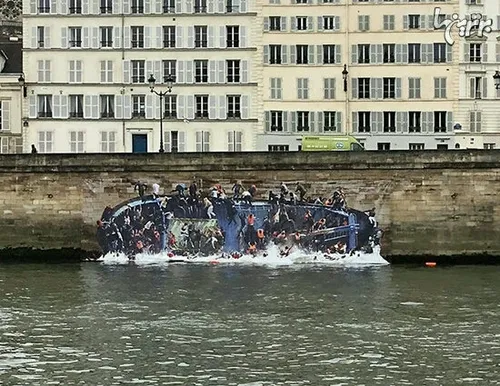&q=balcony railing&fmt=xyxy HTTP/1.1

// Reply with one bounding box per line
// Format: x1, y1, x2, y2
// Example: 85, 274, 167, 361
100, 6, 112, 13
38, 111, 52, 118
163, 40, 175, 48
163, 111, 177, 119
132, 111, 146, 118
131, 6, 144, 13
101, 112, 114, 118
69, 6, 82, 13
194, 5, 207, 13
163, 5, 175, 12
69, 111, 84, 118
